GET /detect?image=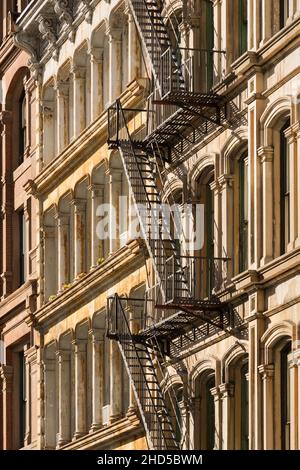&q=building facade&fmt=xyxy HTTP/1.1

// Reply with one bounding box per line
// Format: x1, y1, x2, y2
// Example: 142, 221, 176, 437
0, 0, 300, 451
